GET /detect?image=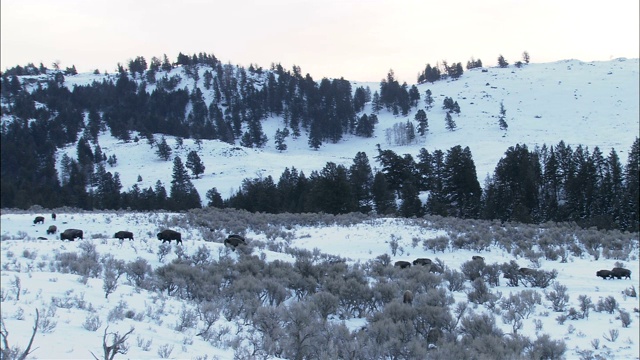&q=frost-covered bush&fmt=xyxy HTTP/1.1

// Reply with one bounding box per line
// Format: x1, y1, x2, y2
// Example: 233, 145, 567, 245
545, 282, 569, 312
82, 314, 102, 331
125, 257, 153, 289
596, 296, 618, 314
442, 269, 466, 292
